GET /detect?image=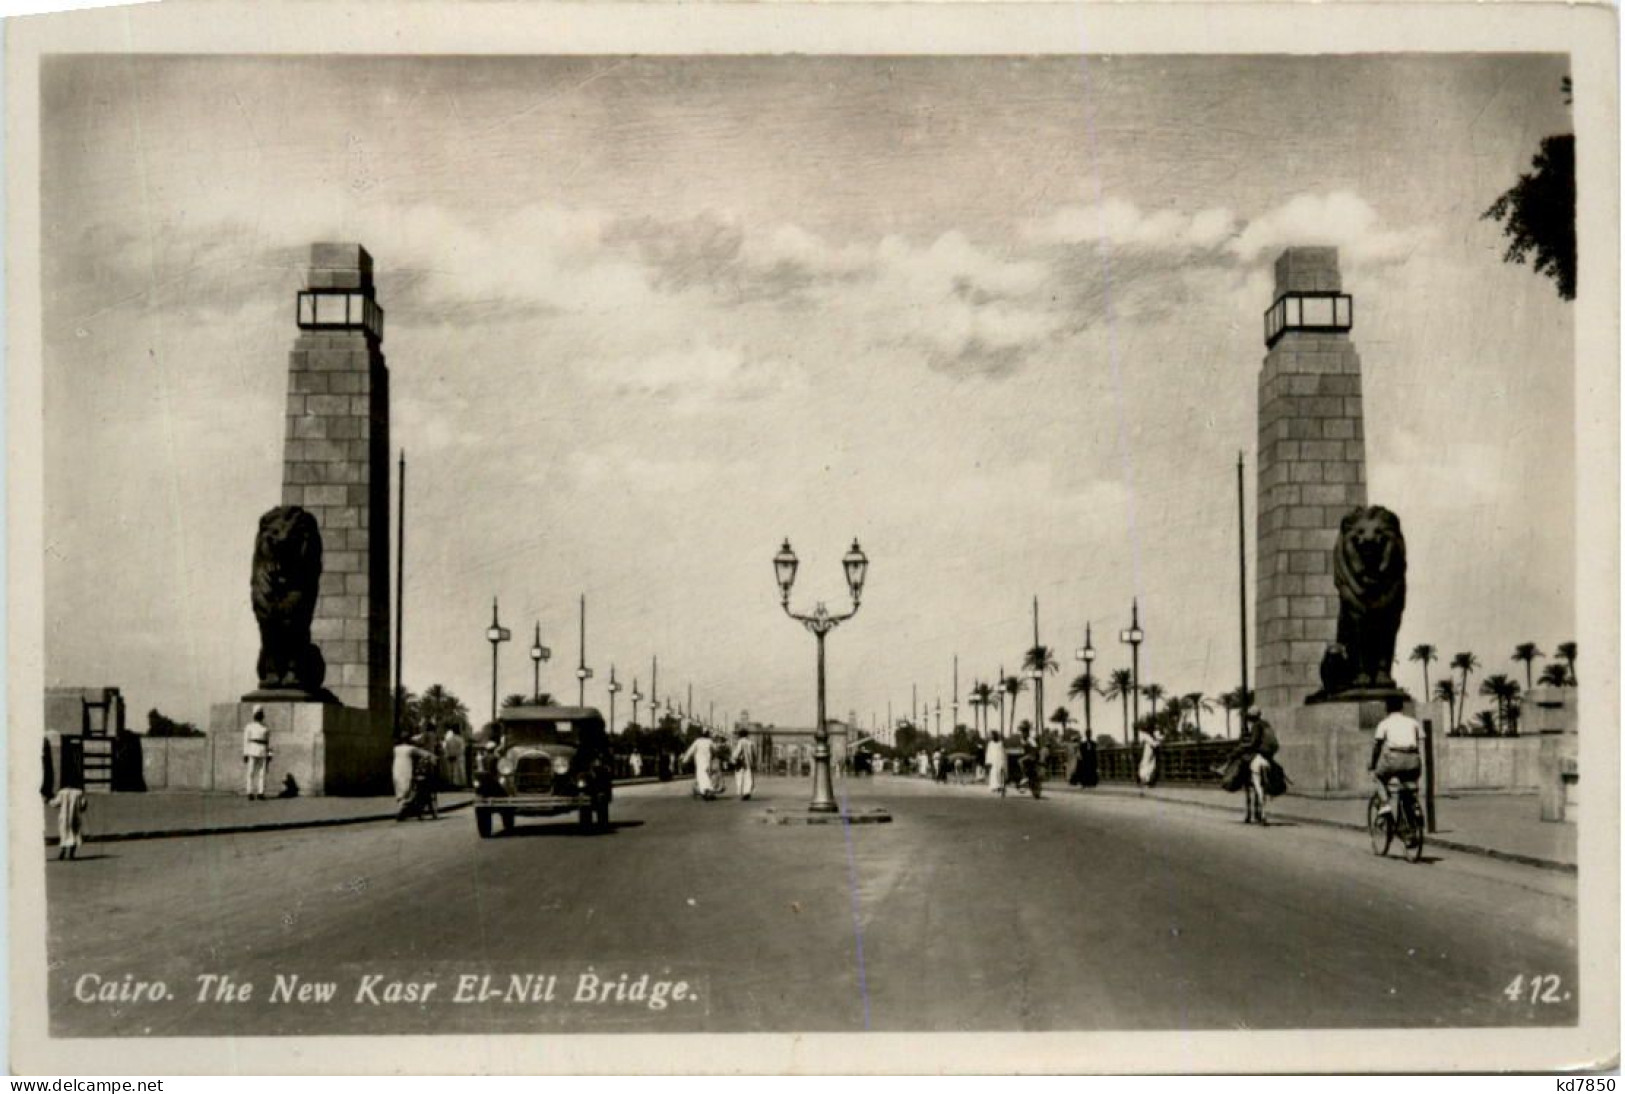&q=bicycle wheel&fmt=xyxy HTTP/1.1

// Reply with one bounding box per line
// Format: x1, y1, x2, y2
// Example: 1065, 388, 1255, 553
1401, 796, 1425, 862
1367, 792, 1393, 856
